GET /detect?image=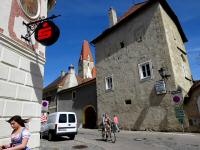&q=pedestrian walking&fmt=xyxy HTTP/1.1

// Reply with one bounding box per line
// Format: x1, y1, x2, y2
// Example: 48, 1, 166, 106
113, 115, 120, 132
102, 113, 106, 130
0, 115, 31, 150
